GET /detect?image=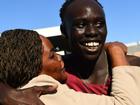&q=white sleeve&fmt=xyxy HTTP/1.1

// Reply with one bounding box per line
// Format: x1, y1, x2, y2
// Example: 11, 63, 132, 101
110, 66, 140, 105
75, 66, 140, 105
21, 66, 140, 105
